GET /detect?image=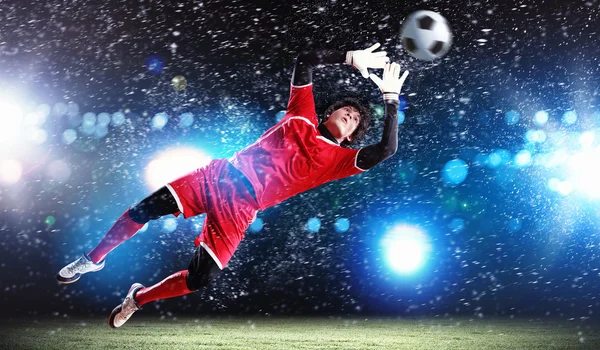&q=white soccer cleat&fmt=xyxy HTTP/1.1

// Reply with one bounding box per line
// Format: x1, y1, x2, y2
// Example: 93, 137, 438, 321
56, 254, 105, 284
108, 283, 144, 328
